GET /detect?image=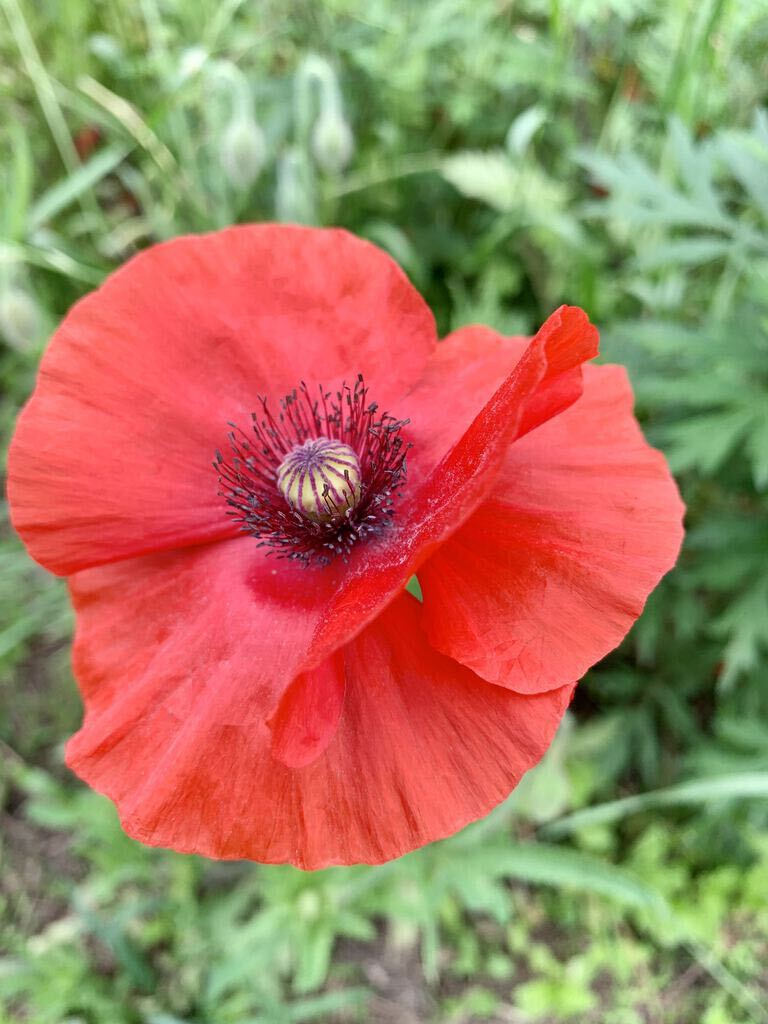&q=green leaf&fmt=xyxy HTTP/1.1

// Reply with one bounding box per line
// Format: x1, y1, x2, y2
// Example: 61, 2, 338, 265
3, 123, 34, 241
287, 988, 370, 1022
292, 928, 334, 994
505, 104, 547, 156
635, 236, 732, 269
482, 843, 669, 914
577, 147, 732, 230
661, 406, 757, 476
746, 403, 768, 490
545, 773, 768, 837
713, 578, 768, 687
27, 143, 130, 231
441, 150, 517, 211
717, 125, 768, 221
